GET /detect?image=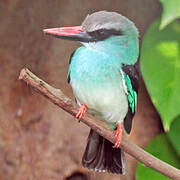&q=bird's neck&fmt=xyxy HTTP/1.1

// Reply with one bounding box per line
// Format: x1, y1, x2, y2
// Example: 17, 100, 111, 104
82, 35, 139, 65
